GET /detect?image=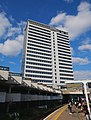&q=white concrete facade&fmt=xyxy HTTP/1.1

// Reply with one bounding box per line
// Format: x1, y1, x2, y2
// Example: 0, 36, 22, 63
22, 19, 74, 88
